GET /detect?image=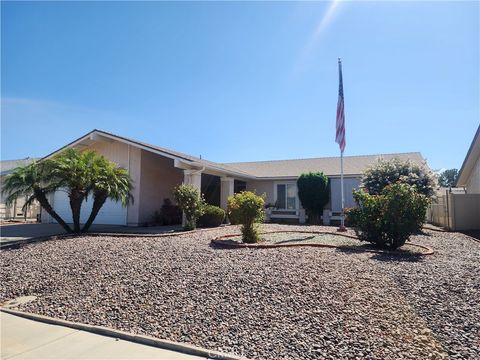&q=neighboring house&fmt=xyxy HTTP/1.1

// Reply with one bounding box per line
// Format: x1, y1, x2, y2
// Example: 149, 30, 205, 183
429, 125, 480, 231
41, 129, 429, 226
0, 158, 40, 220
